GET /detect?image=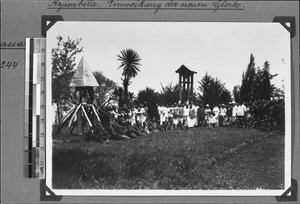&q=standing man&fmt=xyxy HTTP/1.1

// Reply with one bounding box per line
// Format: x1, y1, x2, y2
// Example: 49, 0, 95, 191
178, 103, 185, 129
236, 102, 247, 127
144, 102, 149, 120
213, 105, 220, 127
188, 102, 198, 127
131, 105, 137, 126
140, 104, 146, 127
219, 104, 227, 126
183, 103, 190, 128
157, 104, 164, 125
173, 103, 179, 129
204, 104, 211, 127
197, 104, 205, 127
232, 101, 238, 126
136, 104, 142, 125
227, 102, 233, 127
